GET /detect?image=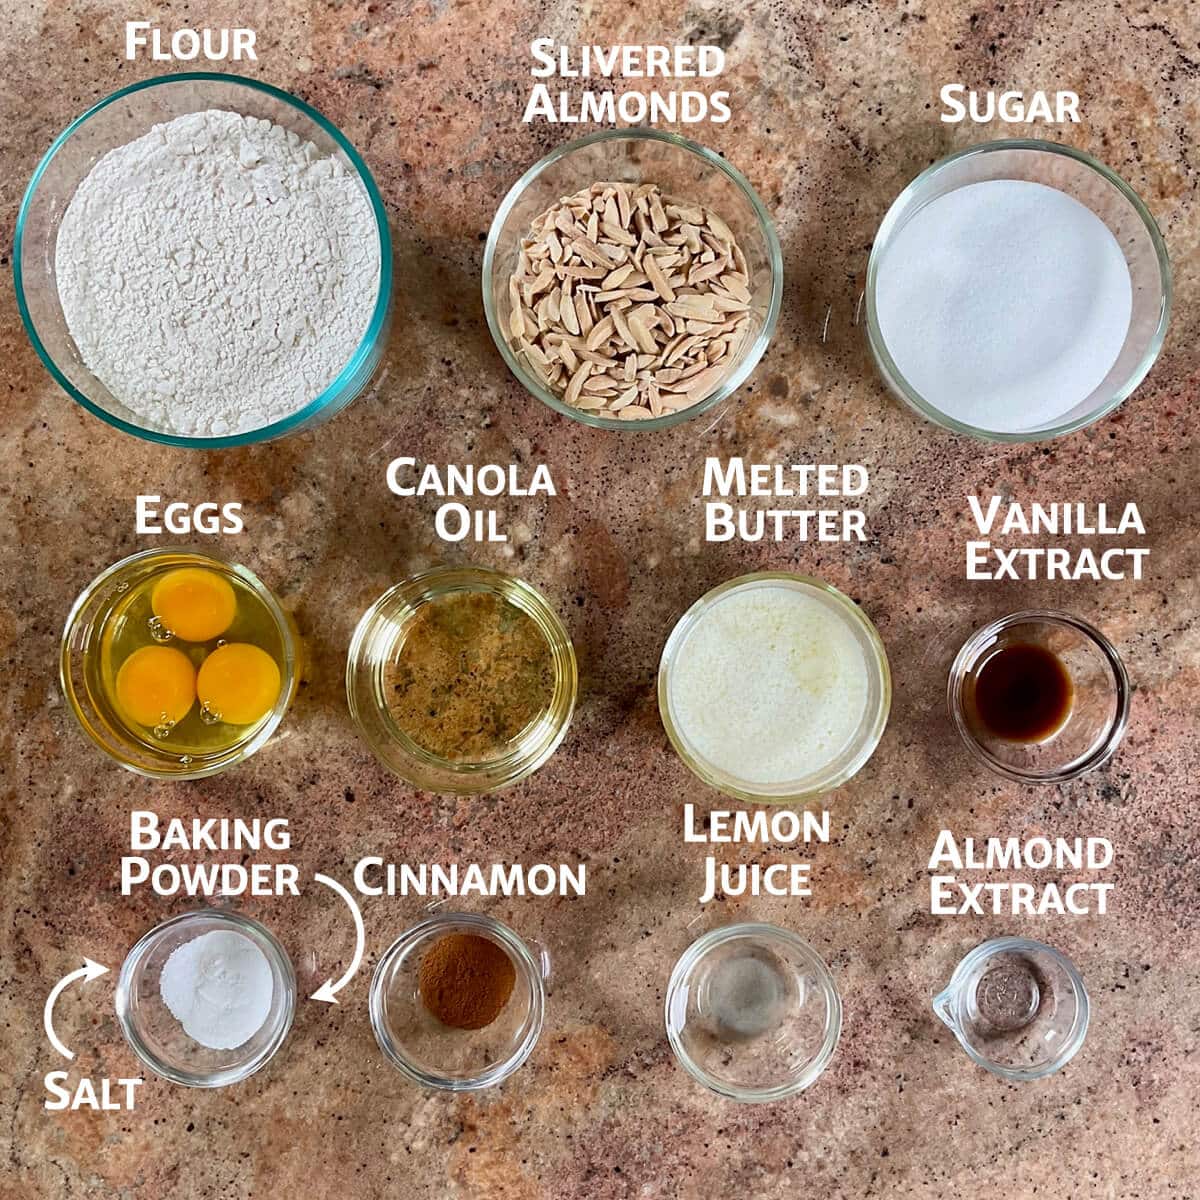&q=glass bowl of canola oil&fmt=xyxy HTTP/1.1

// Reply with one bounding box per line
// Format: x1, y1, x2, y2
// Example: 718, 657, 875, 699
14, 72, 392, 448
483, 128, 783, 431
61, 548, 298, 779
867, 139, 1171, 441
948, 610, 1130, 783
346, 567, 577, 794
369, 911, 547, 1091
665, 923, 843, 1102
116, 908, 296, 1088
